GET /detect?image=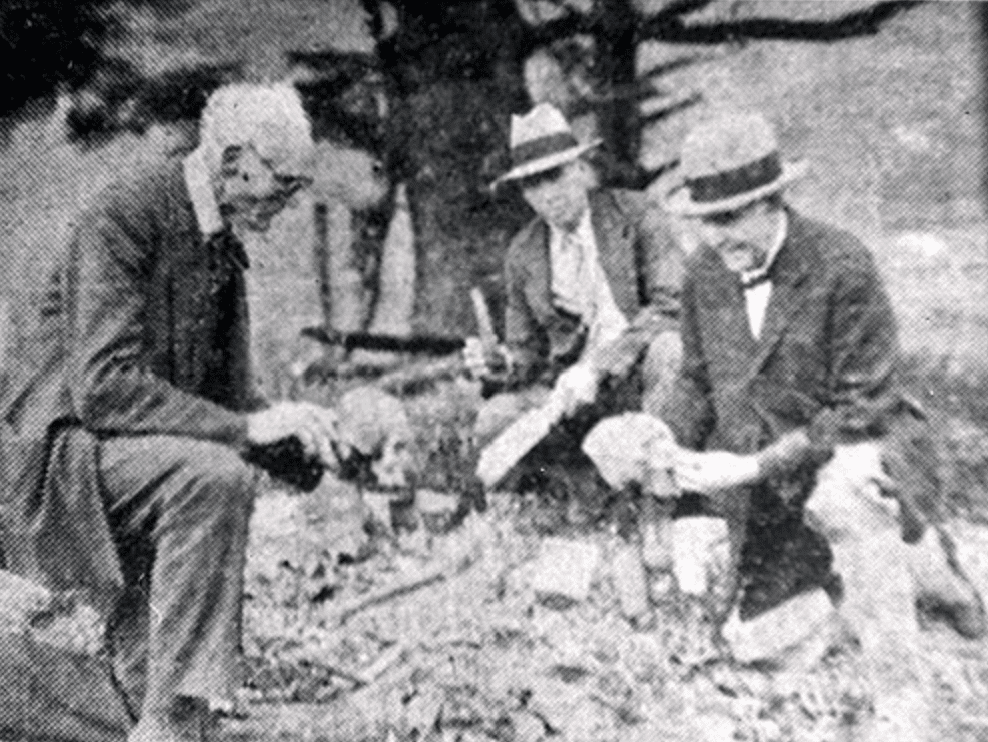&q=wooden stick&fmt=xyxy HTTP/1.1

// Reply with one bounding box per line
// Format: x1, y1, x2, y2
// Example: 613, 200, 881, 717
469, 286, 498, 355
327, 550, 476, 626
330, 566, 447, 626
